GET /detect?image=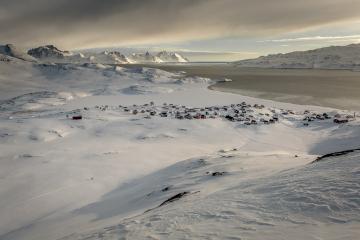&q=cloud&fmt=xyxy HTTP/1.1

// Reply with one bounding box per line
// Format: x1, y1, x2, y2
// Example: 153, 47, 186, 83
261, 35, 360, 42
1, 0, 360, 49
